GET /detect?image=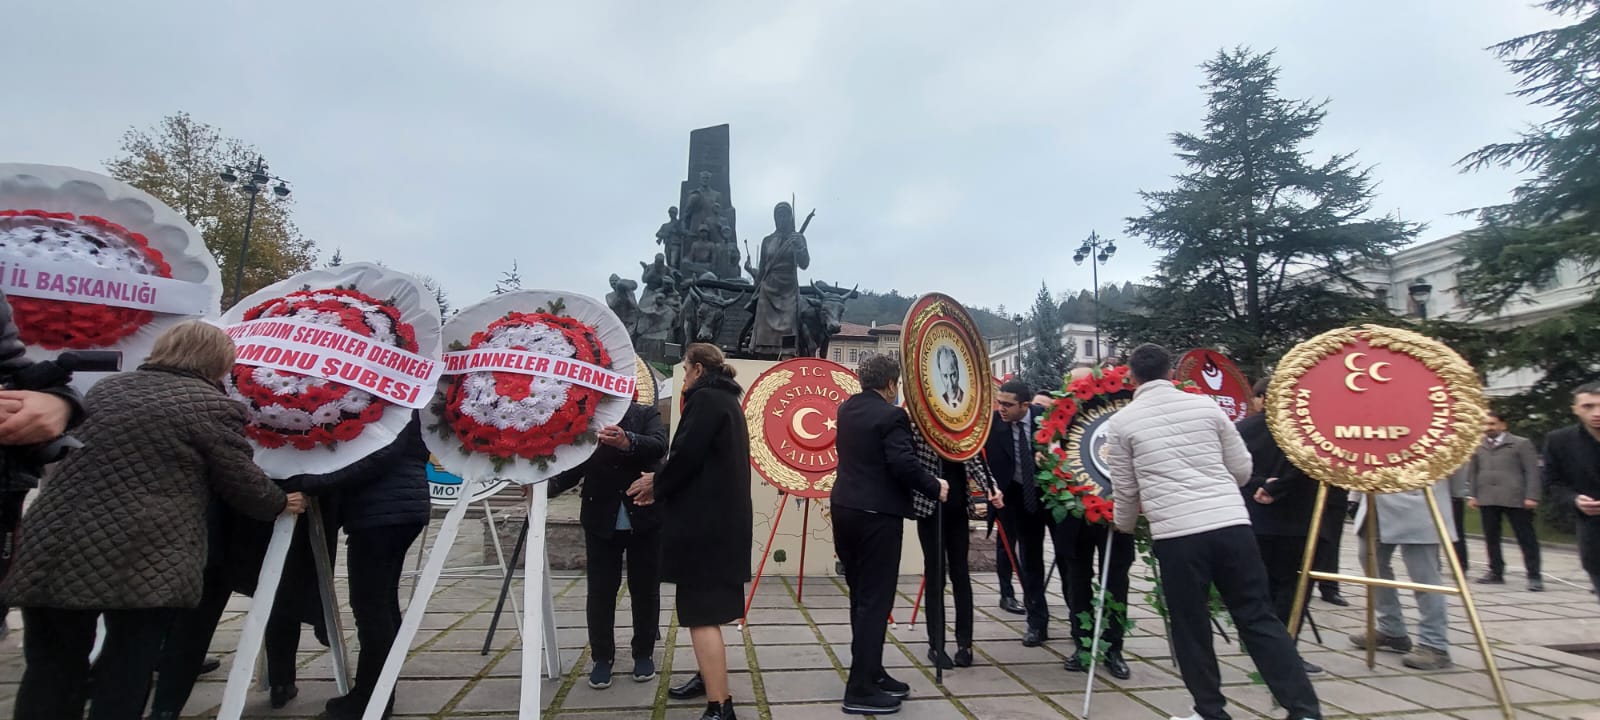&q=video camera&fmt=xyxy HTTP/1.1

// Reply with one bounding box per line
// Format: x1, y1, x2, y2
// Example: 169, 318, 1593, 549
2, 350, 122, 488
